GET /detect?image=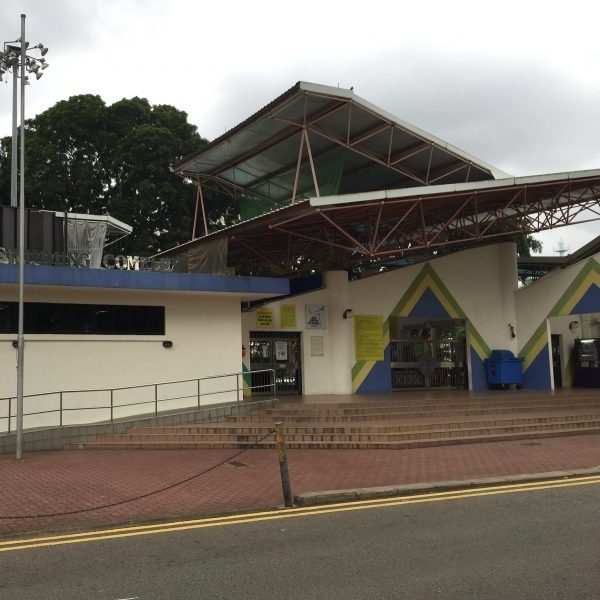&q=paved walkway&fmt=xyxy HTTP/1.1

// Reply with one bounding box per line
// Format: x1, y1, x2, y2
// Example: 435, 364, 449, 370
0, 432, 599, 538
